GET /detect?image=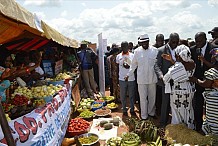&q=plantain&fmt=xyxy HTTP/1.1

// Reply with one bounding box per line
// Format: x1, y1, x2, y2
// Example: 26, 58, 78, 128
141, 127, 148, 141
145, 126, 153, 142
155, 136, 161, 146
123, 140, 136, 144
147, 142, 157, 146
139, 120, 145, 132
157, 139, 162, 146
152, 127, 158, 141
150, 128, 155, 142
